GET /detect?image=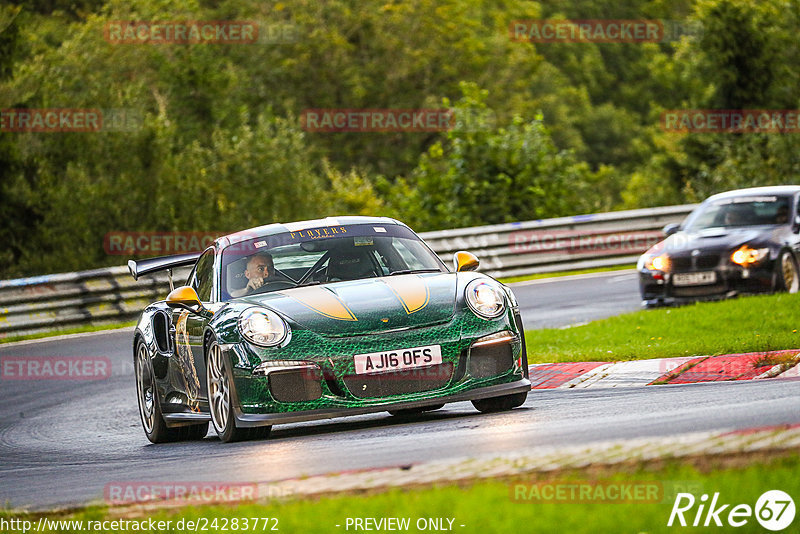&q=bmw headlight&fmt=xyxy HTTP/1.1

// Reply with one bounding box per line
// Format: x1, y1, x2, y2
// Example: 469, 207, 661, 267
238, 308, 289, 347
731, 245, 769, 266
465, 279, 506, 318
641, 253, 670, 272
